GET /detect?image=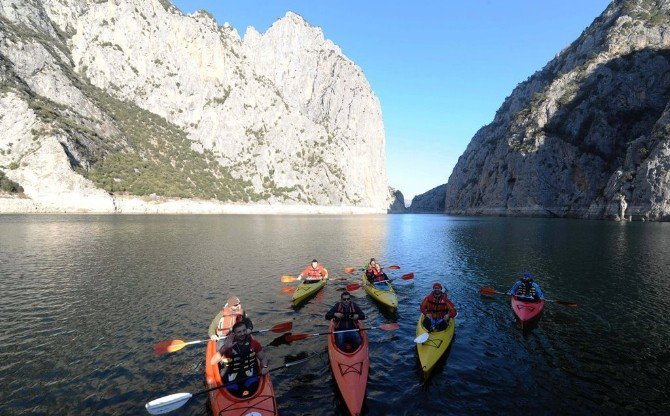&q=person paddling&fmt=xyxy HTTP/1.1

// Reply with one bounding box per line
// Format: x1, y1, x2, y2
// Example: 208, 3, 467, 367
297, 259, 328, 283
365, 258, 378, 277
325, 291, 366, 352
368, 263, 389, 286
209, 321, 269, 398
420, 282, 456, 332
507, 273, 545, 302
209, 296, 253, 341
